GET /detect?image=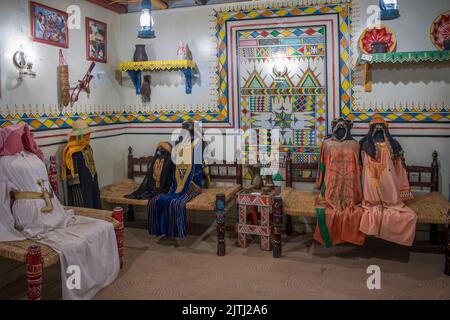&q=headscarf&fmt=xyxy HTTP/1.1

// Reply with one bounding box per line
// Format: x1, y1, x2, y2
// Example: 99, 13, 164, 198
327, 117, 354, 141
61, 134, 92, 181
0, 124, 44, 160
360, 118, 403, 160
